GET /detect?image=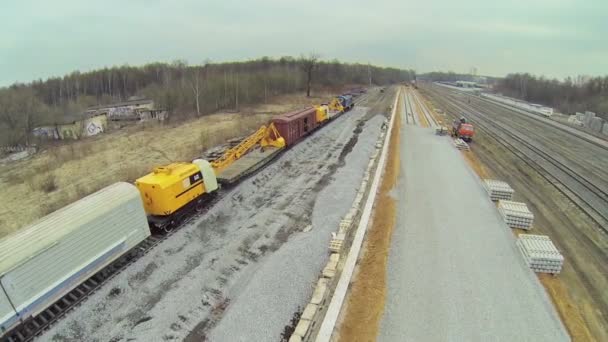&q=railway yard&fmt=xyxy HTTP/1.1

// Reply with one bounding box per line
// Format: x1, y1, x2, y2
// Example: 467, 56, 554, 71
419, 83, 608, 341
1, 83, 607, 342
1, 89, 394, 342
